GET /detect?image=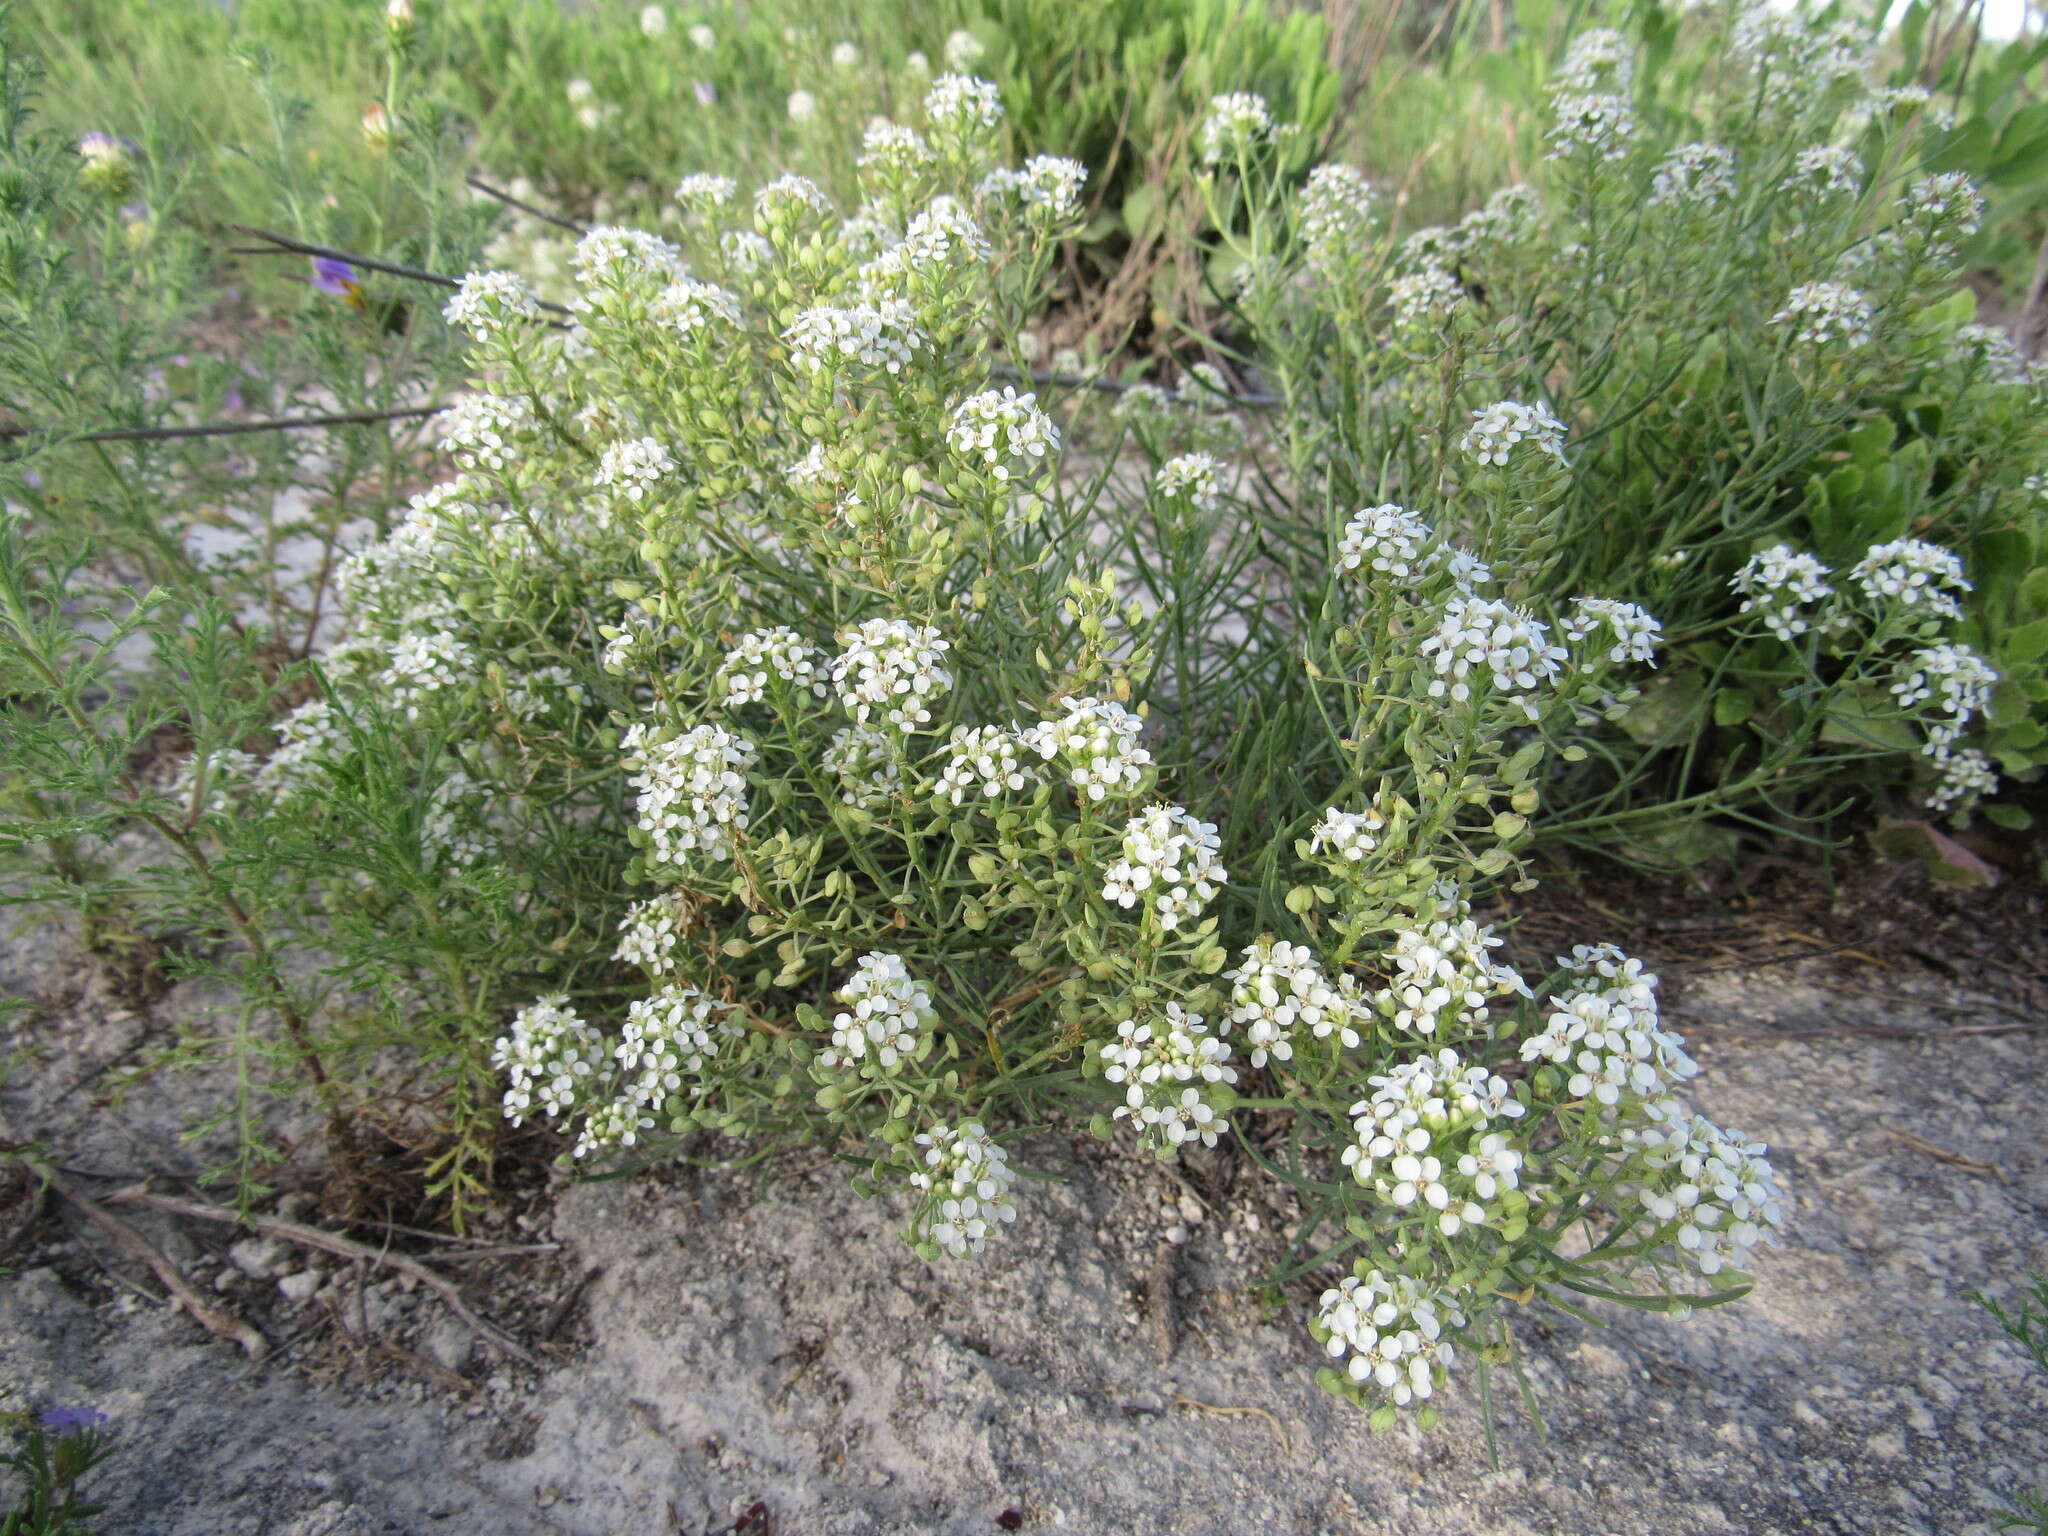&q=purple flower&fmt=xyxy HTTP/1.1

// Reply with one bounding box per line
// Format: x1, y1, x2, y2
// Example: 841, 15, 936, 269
22, 468, 43, 490
694, 80, 718, 106
311, 256, 361, 300
38, 1406, 108, 1434
223, 386, 246, 413
120, 201, 149, 222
